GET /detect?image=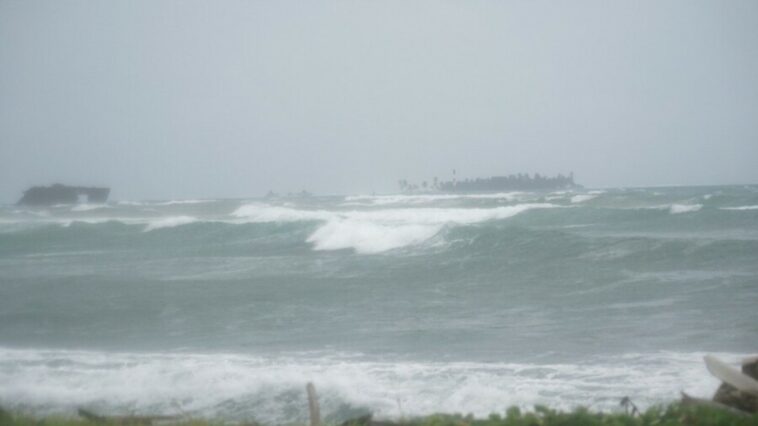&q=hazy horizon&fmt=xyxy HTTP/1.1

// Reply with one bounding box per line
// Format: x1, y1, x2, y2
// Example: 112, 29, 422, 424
2, 0, 758, 202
